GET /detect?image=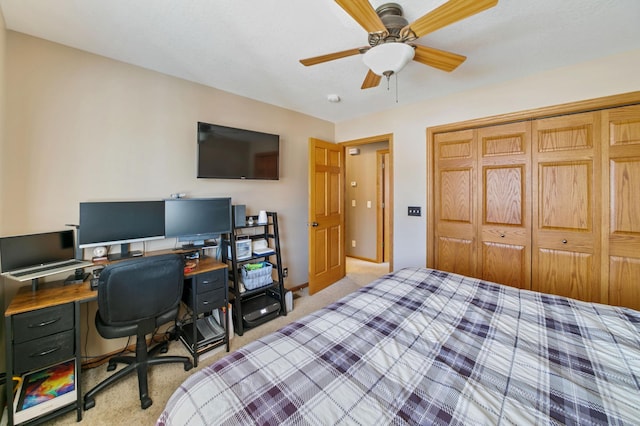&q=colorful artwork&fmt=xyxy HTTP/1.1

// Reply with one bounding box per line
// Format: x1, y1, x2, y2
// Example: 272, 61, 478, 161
17, 360, 75, 411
